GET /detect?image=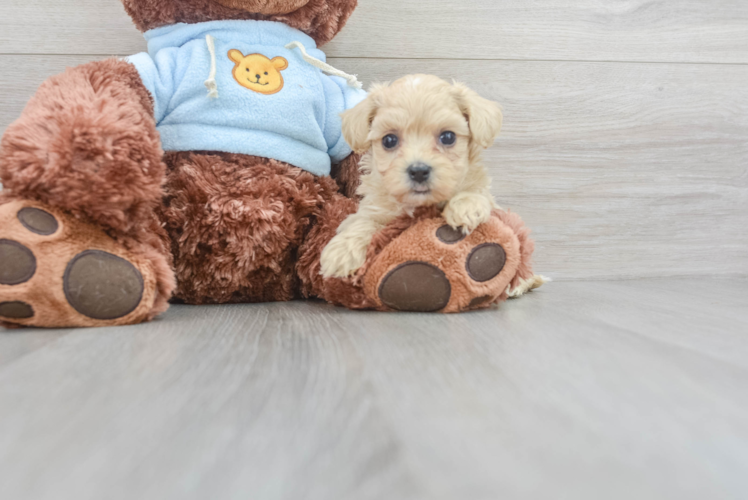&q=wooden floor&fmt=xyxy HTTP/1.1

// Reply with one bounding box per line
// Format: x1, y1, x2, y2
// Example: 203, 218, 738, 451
1, 278, 746, 500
